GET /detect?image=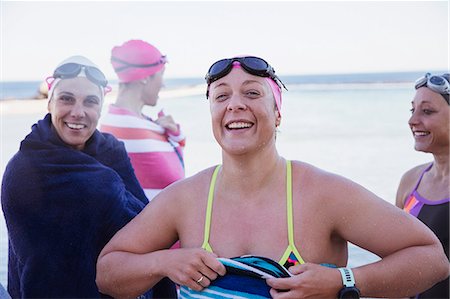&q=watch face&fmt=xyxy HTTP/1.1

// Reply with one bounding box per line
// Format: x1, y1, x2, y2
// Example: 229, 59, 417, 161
339, 287, 361, 299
